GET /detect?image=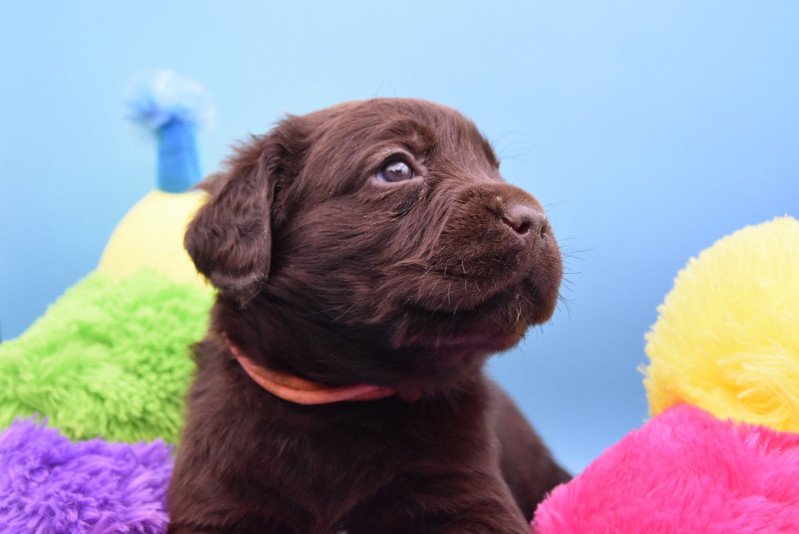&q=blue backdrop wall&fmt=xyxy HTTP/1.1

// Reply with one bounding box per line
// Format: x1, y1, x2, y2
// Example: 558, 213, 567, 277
1, 1, 797, 472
